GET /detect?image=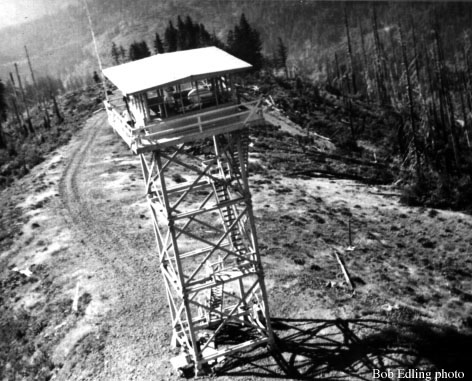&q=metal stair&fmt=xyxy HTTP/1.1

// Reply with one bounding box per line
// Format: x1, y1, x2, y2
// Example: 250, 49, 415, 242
214, 181, 248, 256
